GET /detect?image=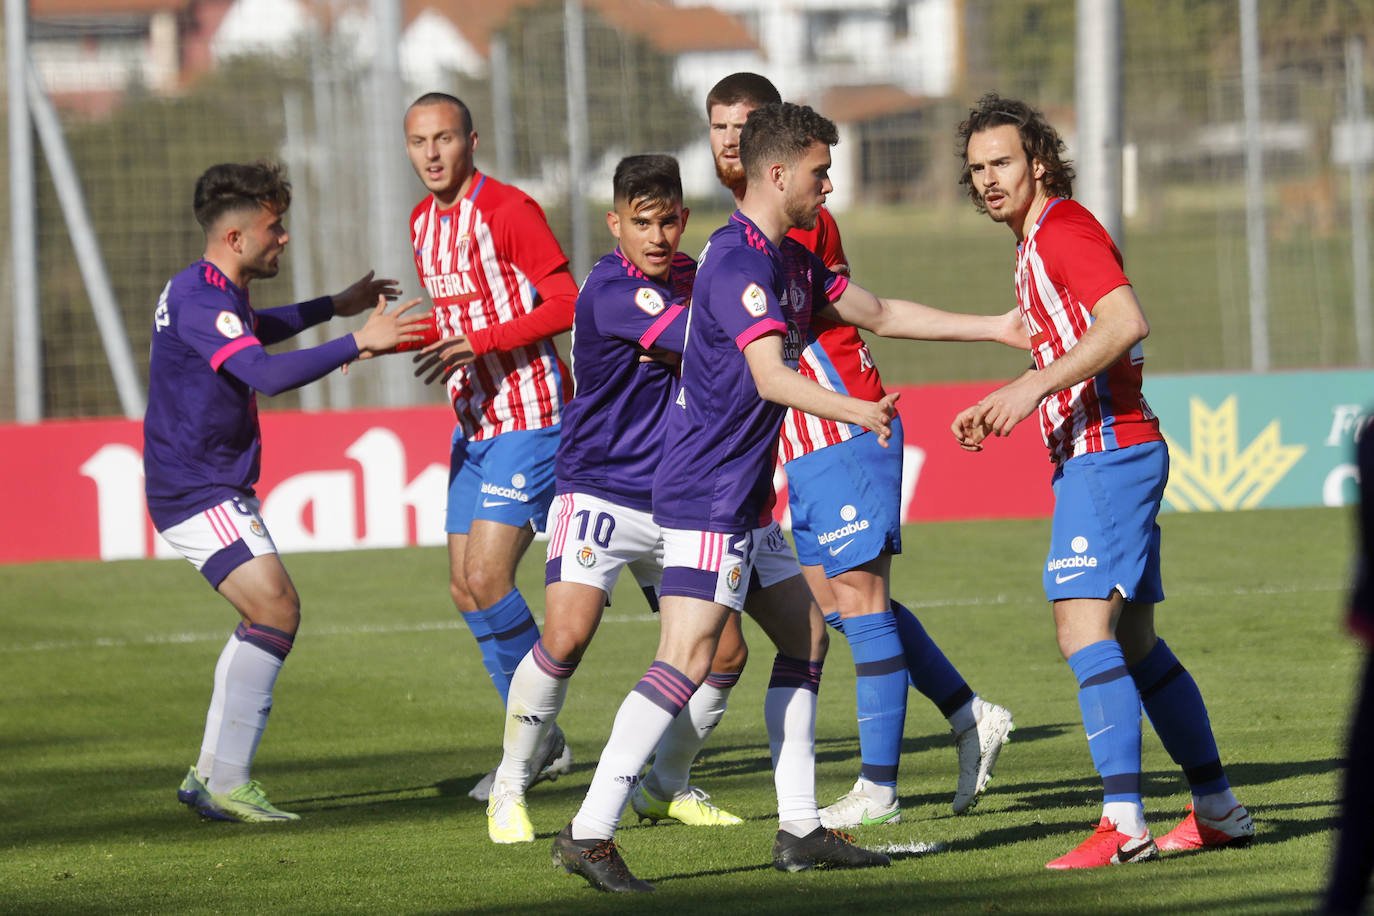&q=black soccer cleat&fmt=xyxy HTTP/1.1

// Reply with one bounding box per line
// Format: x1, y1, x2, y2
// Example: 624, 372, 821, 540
772, 826, 892, 872
551, 823, 656, 893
